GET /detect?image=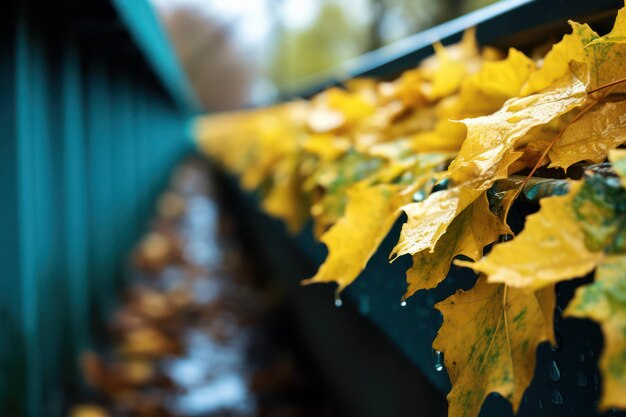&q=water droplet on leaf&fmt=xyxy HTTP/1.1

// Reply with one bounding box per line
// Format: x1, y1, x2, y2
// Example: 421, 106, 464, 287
432, 349, 444, 372
413, 190, 426, 202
